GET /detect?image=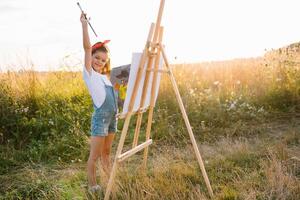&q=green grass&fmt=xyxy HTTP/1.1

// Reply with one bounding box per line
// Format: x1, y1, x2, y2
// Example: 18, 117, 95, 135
1, 126, 299, 199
